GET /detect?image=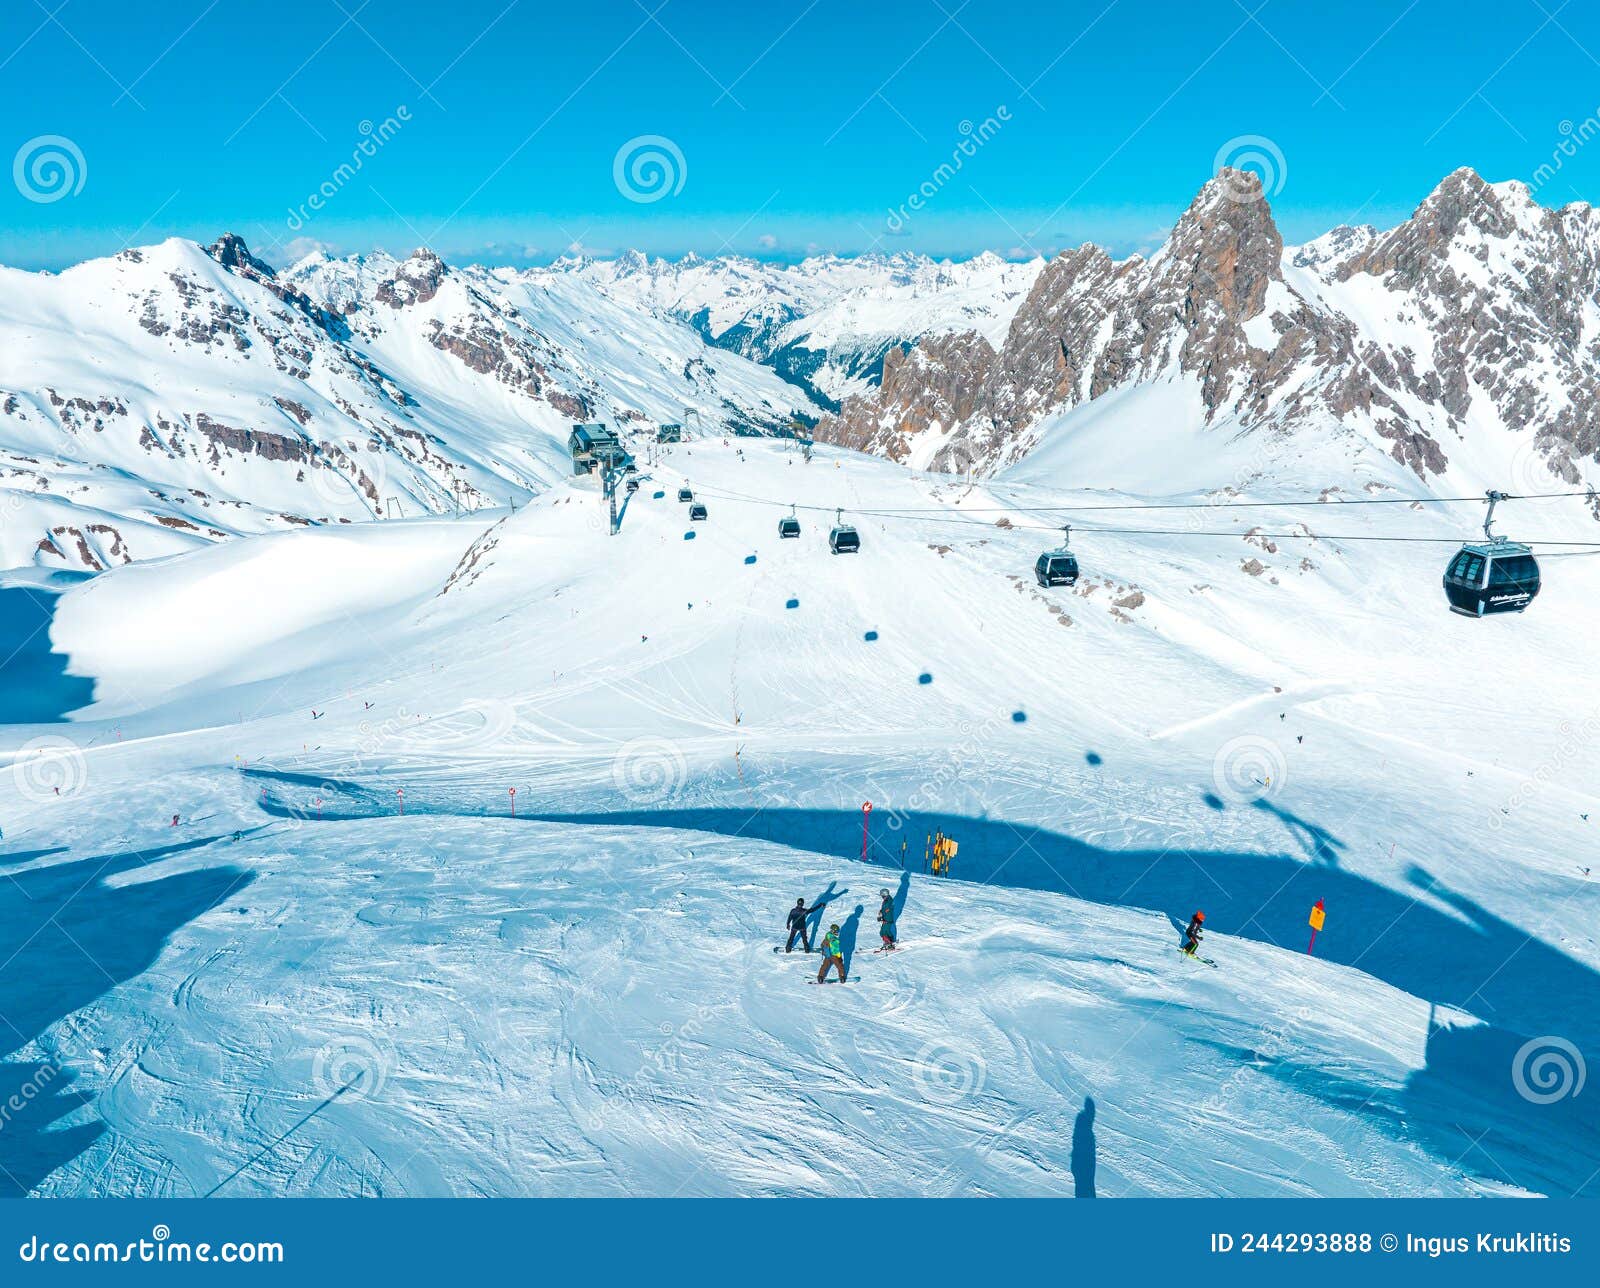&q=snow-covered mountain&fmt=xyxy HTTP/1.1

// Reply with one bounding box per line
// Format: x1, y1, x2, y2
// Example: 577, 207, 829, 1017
8, 166, 1600, 577
536, 249, 1044, 410
819, 168, 1600, 503
0, 235, 814, 572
